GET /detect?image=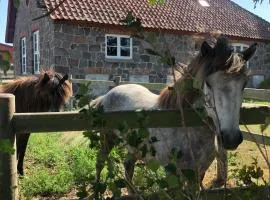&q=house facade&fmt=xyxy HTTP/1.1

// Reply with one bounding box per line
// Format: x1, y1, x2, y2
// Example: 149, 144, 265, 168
5, 0, 270, 87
